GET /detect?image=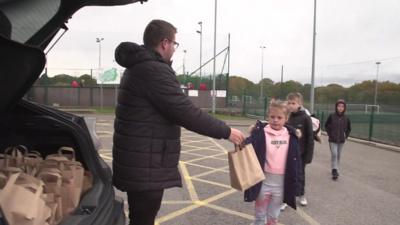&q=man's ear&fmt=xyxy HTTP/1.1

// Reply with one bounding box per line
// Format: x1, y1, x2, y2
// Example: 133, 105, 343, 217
160, 39, 167, 50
